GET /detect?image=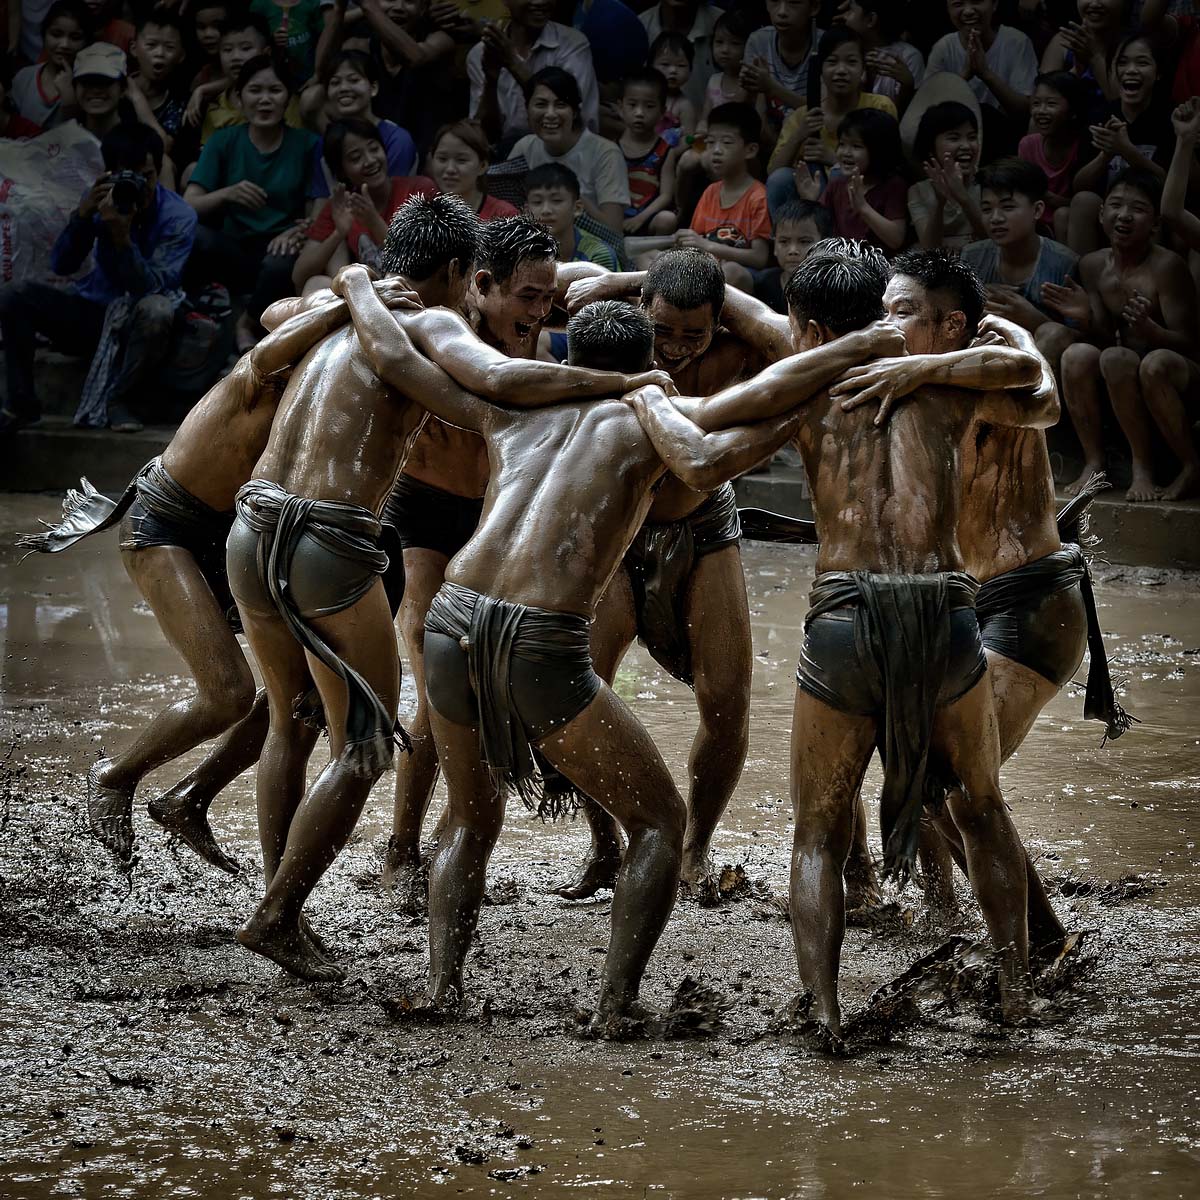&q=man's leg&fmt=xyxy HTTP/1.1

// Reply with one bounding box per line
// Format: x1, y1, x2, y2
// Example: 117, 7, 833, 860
1061, 343, 1107, 497
536, 685, 686, 1024
1033, 320, 1081, 377
679, 543, 752, 886
553, 569, 637, 900
107, 294, 177, 430
1101, 346, 1158, 502
383, 547, 451, 901
932, 675, 1036, 1023
788, 686, 878, 1036
844, 791, 883, 912
1140, 350, 1200, 502
88, 544, 256, 866
239, 580, 400, 981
